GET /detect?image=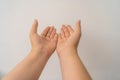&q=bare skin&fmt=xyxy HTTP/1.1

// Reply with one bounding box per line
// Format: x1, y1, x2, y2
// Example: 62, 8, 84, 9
3, 20, 91, 80
2, 19, 58, 80
57, 20, 92, 80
